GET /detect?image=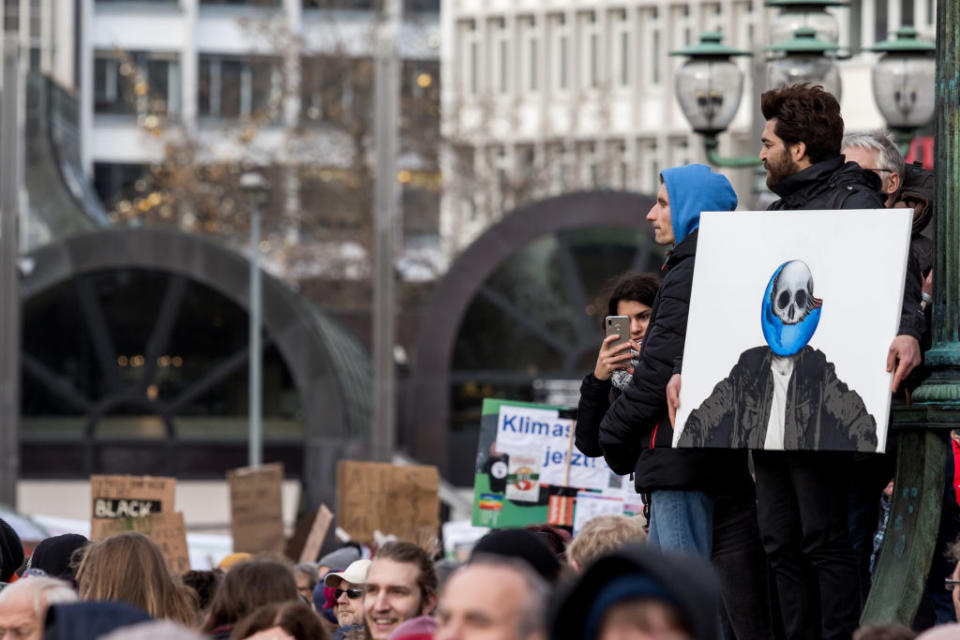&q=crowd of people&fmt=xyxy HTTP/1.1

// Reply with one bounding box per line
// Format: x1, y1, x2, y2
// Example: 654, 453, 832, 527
0, 82, 952, 640
0, 514, 957, 640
